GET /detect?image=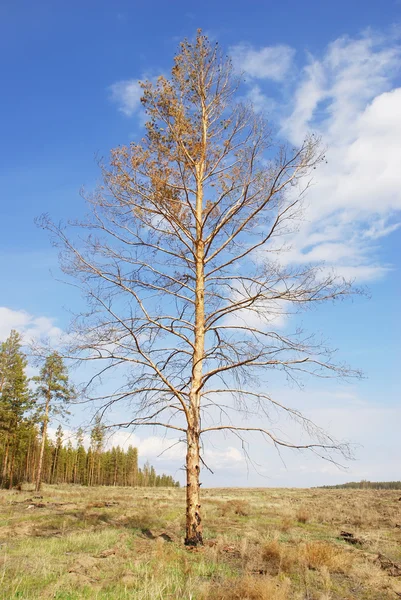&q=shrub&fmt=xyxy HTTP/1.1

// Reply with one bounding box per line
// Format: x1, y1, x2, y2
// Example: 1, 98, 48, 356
300, 541, 351, 573
296, 507, 310, 524
220, 499, 250, 517
261, 539, 295, 574
280, 515, 293, 533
